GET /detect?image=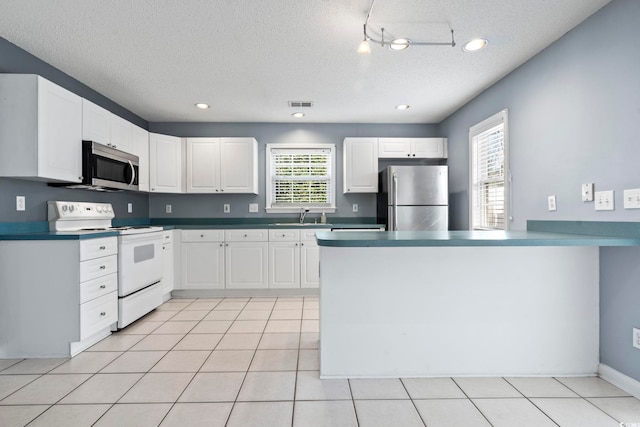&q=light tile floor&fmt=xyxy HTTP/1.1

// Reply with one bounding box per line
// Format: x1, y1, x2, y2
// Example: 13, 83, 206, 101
1, 296, 640, 426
